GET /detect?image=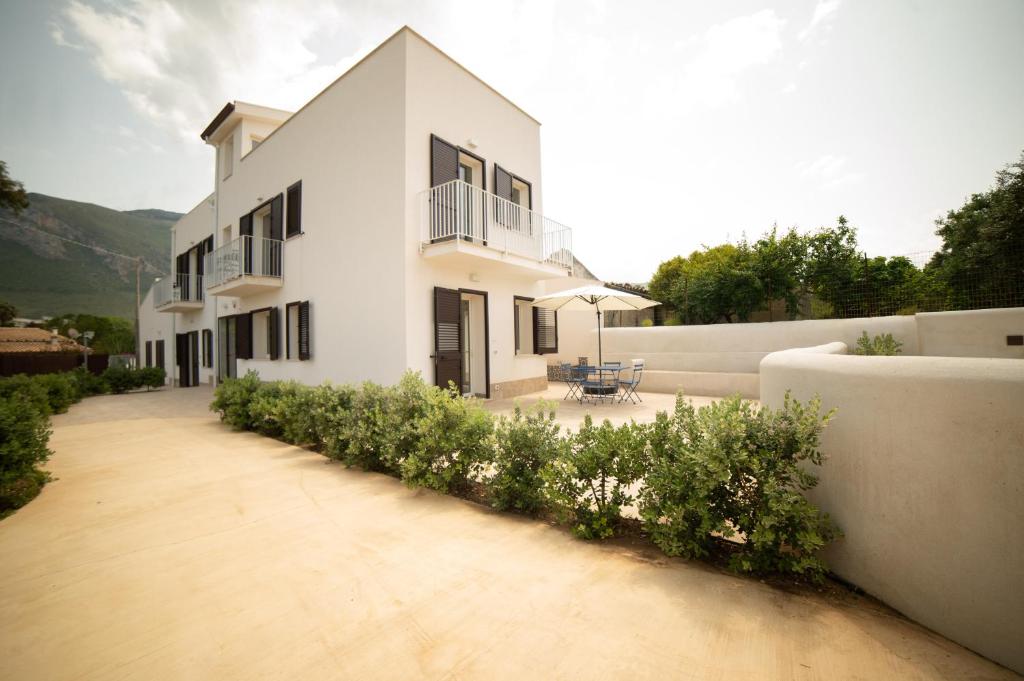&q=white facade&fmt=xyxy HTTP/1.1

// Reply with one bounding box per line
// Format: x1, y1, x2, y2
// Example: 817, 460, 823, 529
141, 27, 584, 398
